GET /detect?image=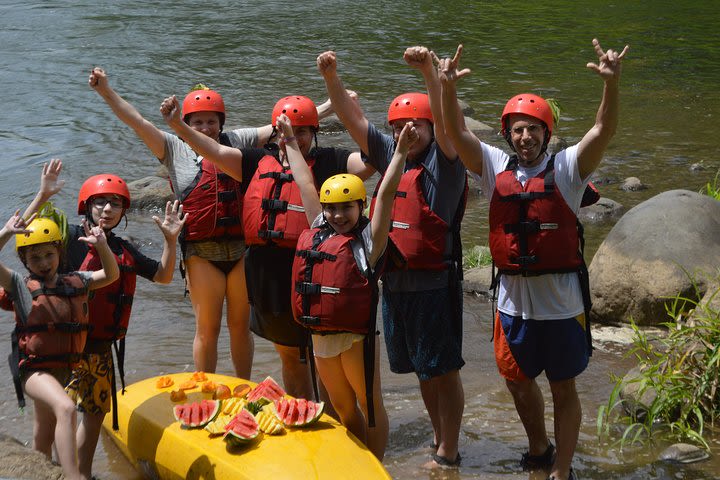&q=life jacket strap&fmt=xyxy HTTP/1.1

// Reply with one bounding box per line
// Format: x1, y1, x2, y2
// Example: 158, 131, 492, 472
259, 171, 293, 182
261, 198, 289, 212
257, 230, 284, 240
17, 322, 92, 334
